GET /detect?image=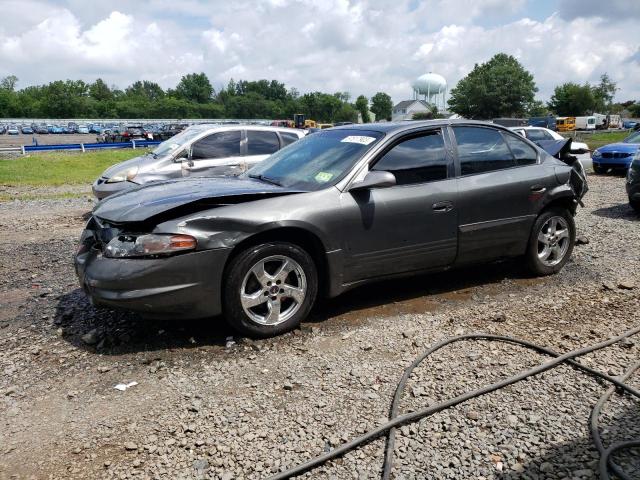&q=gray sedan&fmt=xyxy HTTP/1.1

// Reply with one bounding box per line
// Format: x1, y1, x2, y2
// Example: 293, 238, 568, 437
75, 120, 587, 337
92, 124, 305, 199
